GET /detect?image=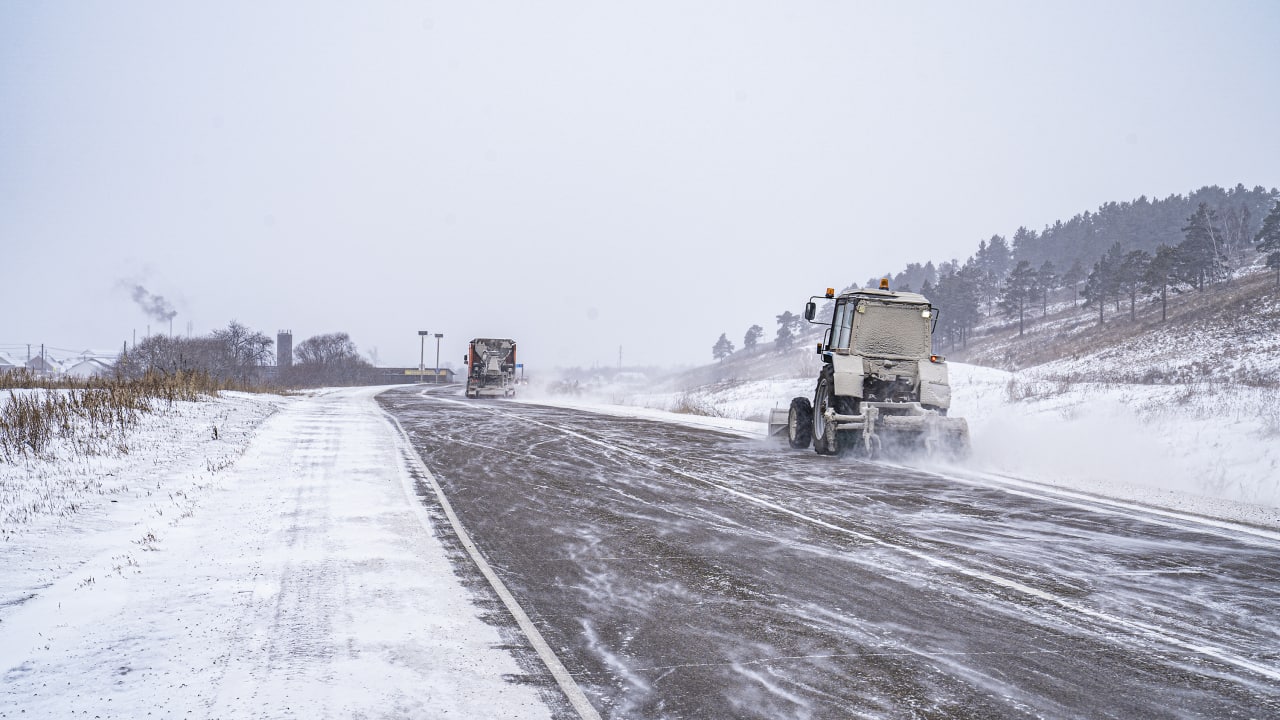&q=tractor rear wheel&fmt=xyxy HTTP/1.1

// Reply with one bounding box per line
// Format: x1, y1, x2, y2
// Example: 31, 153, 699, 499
787, 397, 813, 449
